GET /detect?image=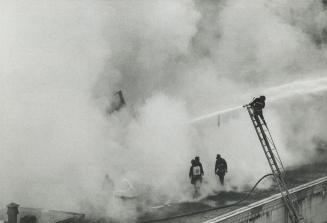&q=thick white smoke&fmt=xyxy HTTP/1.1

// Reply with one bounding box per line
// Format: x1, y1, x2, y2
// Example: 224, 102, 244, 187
2, 0, 327, 221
